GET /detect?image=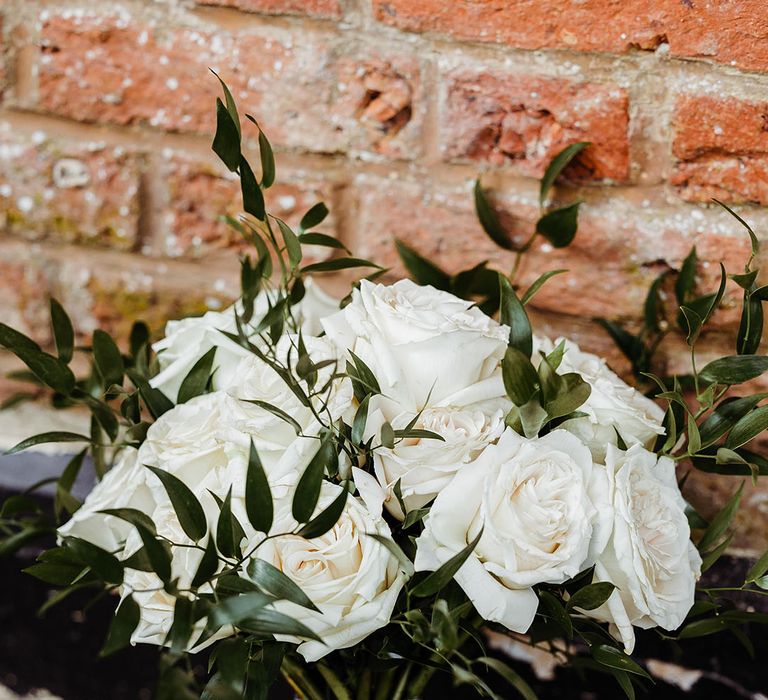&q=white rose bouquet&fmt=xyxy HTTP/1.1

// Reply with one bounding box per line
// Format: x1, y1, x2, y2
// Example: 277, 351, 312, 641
2, 78, 768, 700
